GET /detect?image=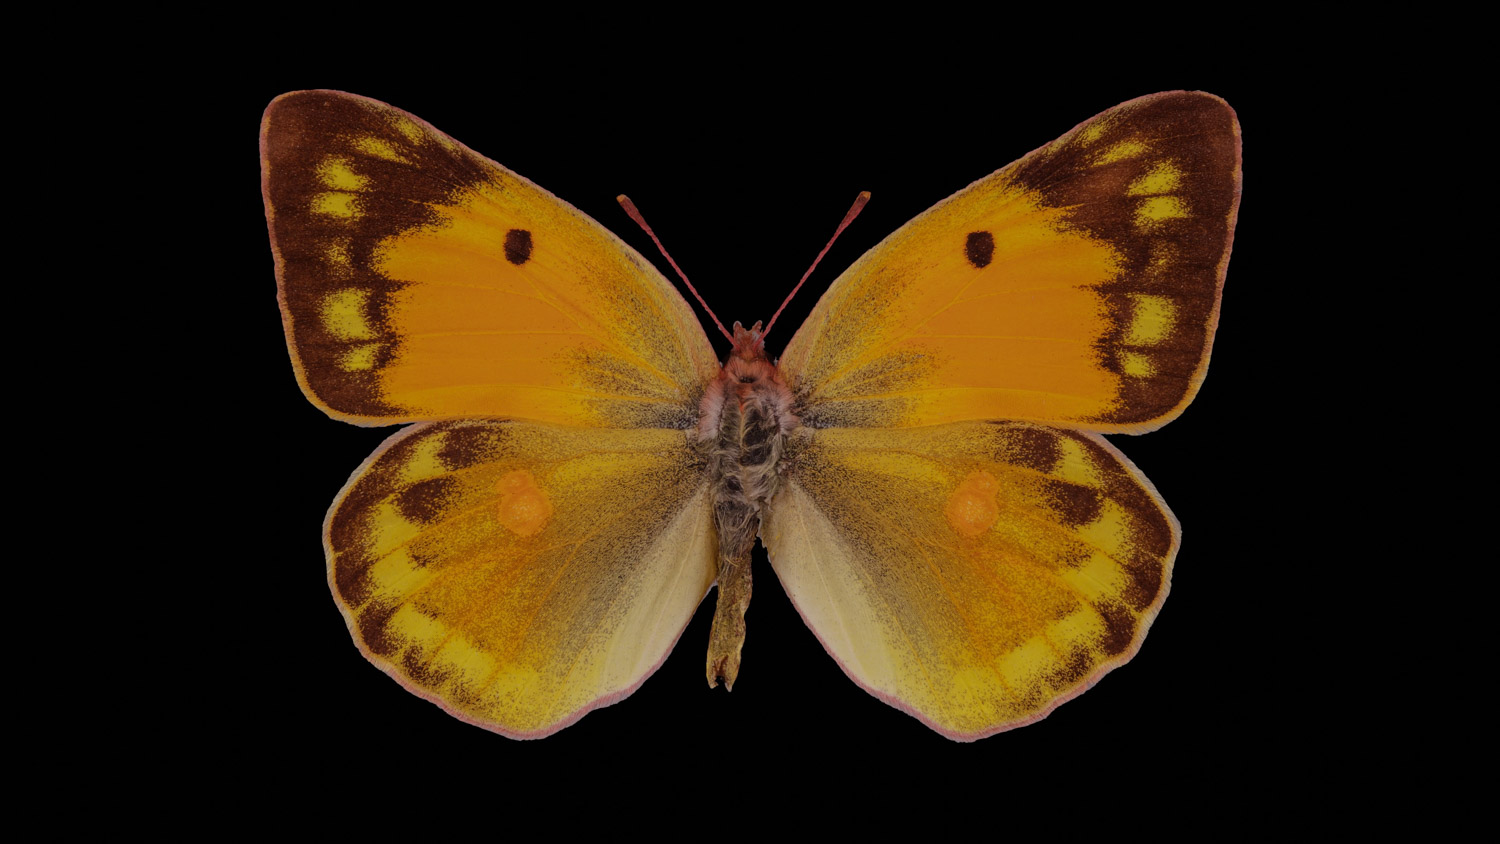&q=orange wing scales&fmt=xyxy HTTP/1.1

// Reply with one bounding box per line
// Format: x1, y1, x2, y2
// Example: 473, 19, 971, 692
781, 91, 1240, 432
263, 91, 717, 428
